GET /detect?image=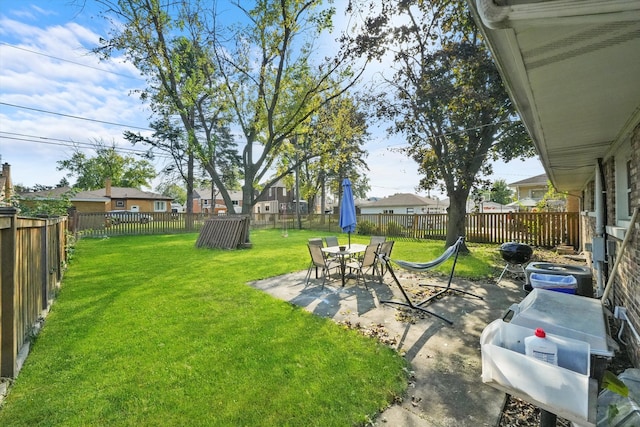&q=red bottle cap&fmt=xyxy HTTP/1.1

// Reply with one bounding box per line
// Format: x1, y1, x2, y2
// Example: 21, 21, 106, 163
535, 328, 546, 338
